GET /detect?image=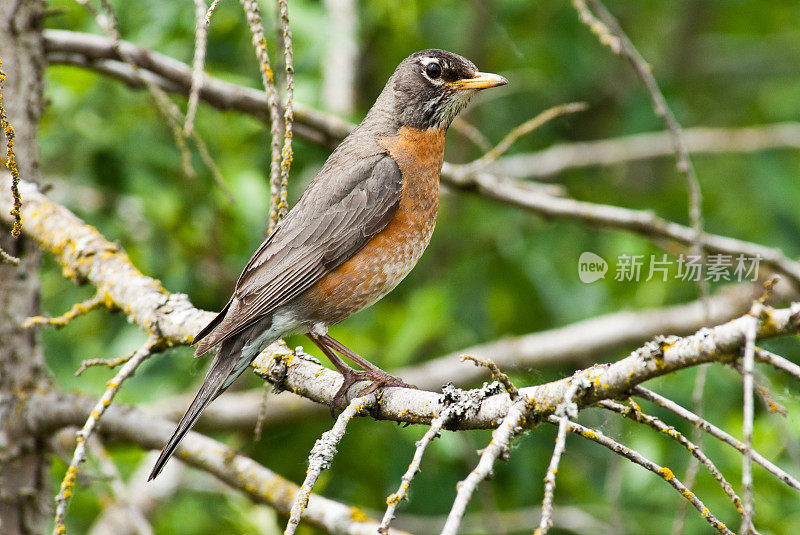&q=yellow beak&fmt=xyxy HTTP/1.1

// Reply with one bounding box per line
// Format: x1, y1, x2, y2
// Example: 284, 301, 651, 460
447, 71, 508, 90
